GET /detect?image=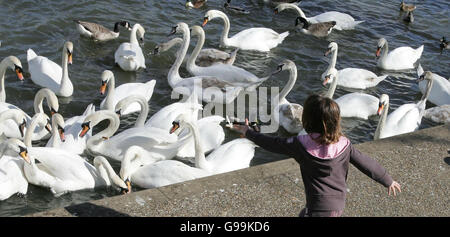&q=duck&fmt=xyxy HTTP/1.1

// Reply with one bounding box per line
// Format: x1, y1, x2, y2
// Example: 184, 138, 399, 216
45, 104, 95, 155
114, 23, 146, 71
74, 20, 131, 41
224, 0, 250, 14
114, 94, 225, 159
119, 145, 211, 192
374, 74, 434, 140
0, 56, 24, 103
324, 68, 379, 120
271, 59, 303, 133
322, 42, 388, 89
27, 41, 74, 97
79, 110, 190, 162
186, 0, 207, 8
416, 64, 450, 106
274, 3, 363, 30
202, 10, 289, 52
187, 25, 271, 91
99, 70, 156, 115
440, 37, 449, 54
18, 113, 128, 196
423, 104, 450, 124
0, 88, 58, 140
295, 17, 336, 37
0, 138, 29, 201
400, 1, 416, 12
163, 23, 244, 104
376, 38, 423, 71
171, 114, 257, 175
